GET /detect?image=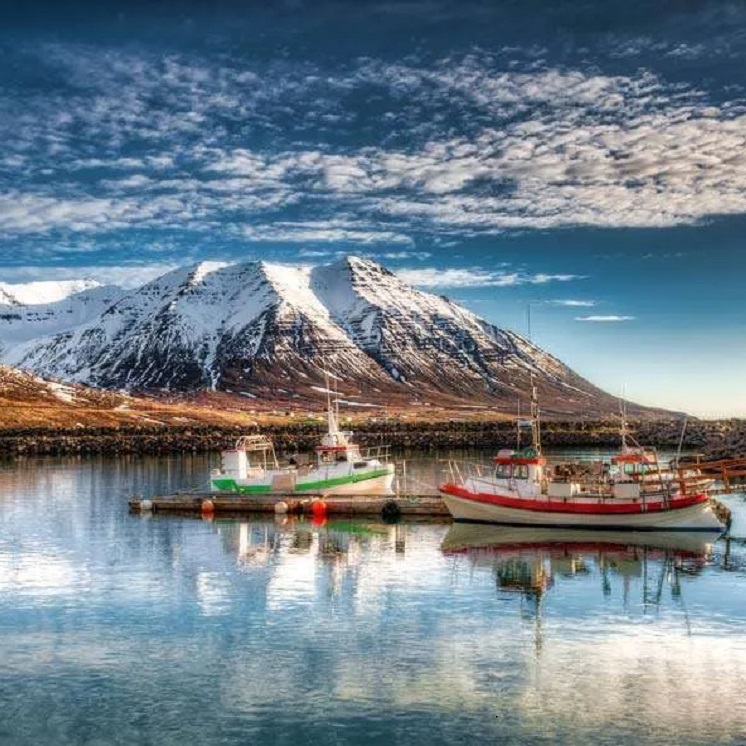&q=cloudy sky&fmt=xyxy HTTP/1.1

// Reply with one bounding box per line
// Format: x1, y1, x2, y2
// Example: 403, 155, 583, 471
1, 0, 745, 416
